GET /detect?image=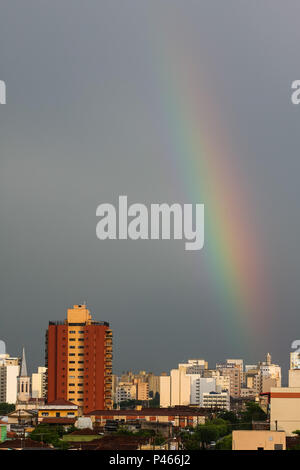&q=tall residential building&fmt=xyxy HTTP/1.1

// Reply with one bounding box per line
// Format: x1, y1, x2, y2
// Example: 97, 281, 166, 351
32, 366, 47, 399
114, 370, 160, 404
160, 359, 209, 407
216, 363, 241, 398
0, 353, 20, 404
46, 304, 113, 413
226, 359, 244, 385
